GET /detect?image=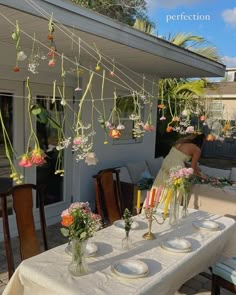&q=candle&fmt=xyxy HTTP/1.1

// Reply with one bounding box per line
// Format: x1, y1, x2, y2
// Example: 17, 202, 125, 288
155, 186, 162, 204
150, 188, 156, 207
52, 80, 56, 103
136, 190, 141, 209
146, 190, 150, 209
163, 190, 172, 216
